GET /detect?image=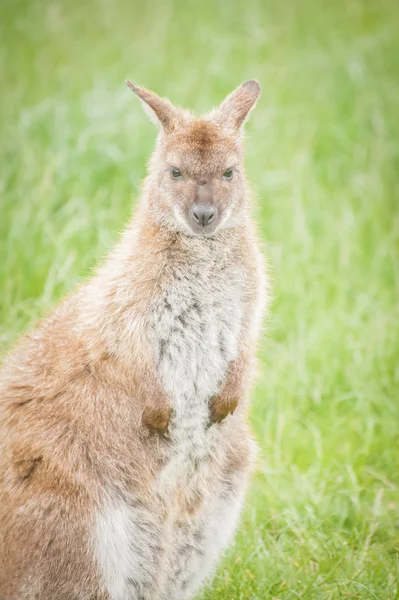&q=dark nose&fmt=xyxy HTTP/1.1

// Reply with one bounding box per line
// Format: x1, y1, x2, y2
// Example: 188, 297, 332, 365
191, 204, 216, 227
